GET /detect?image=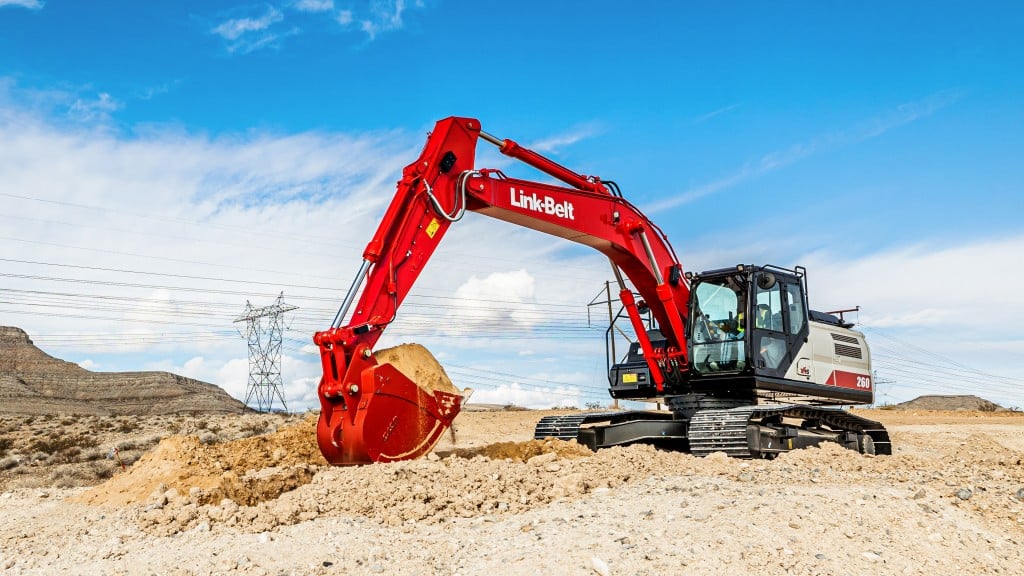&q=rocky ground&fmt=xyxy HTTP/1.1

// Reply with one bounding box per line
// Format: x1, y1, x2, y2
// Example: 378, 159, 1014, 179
1, 408, 1023, 575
